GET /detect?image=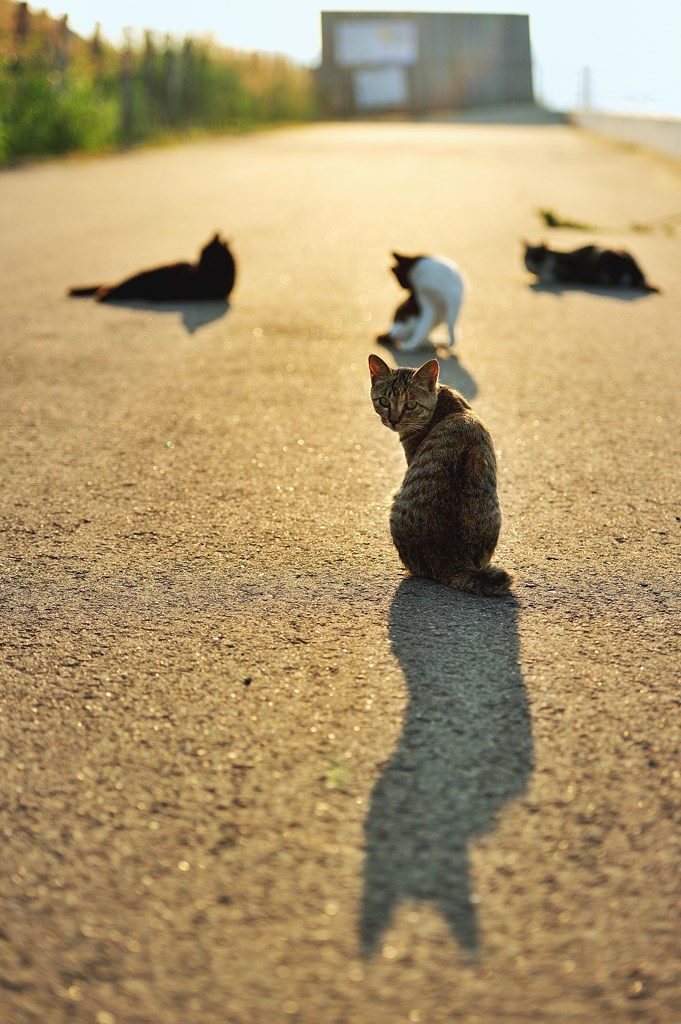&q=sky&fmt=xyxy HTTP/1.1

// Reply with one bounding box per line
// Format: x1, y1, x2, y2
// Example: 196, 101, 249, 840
51, 0, 681, 117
